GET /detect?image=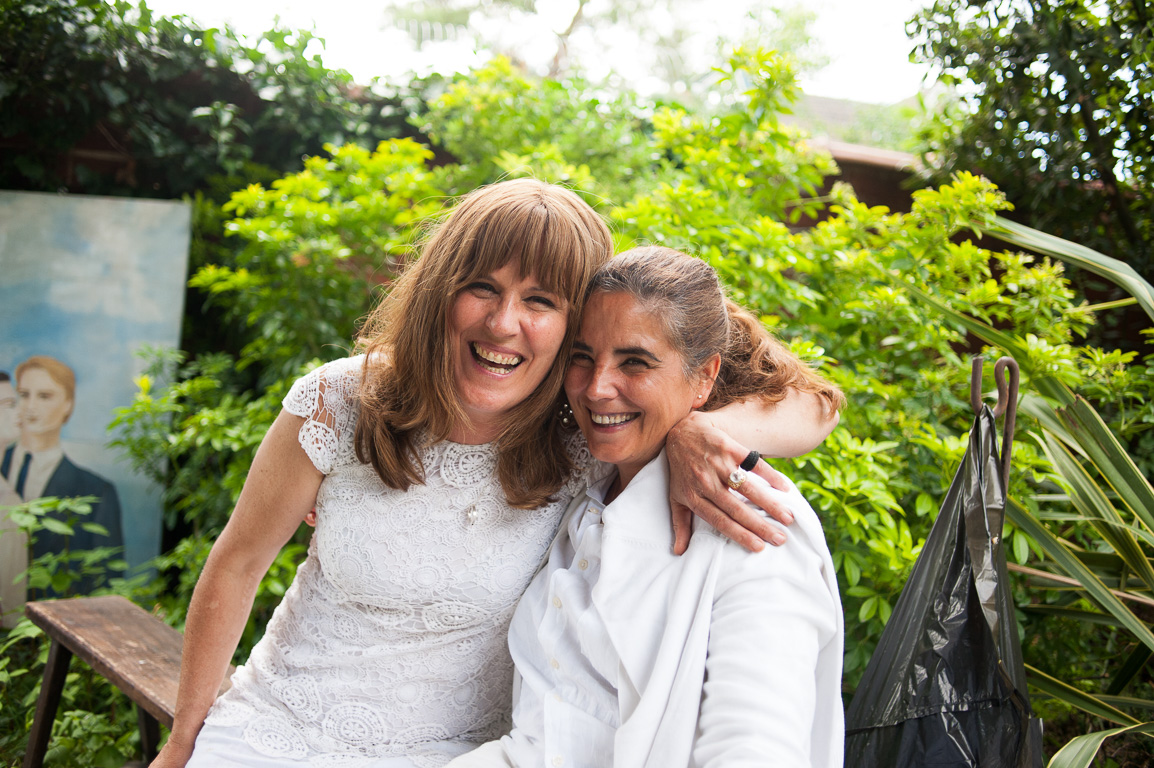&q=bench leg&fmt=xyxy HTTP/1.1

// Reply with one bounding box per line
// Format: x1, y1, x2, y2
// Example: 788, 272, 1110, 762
23, 639, 73, 768
137, 705, 161, 763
